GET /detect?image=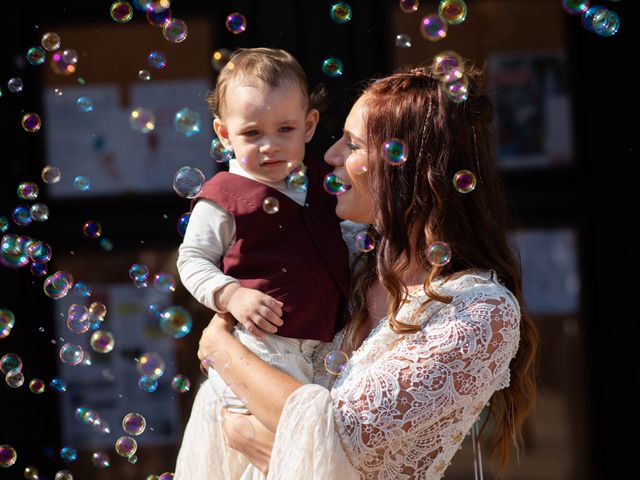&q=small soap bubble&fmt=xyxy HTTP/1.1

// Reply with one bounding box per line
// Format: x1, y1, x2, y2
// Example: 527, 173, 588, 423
44, 271, 74, 299
442, 73, 469, 103
587, 7, 620, 37
130, 108, 156, 133
210, 137, 233, 162
438, 0, 468, 25
420, 14, 448, 41
0, 217, 8, 233
21, 113, 41, 132
42, 32, 61, 51
355, 231, 375, 252
55, 470, 73, 480
29, 378, 45, 393
8, 77, 24, 93
82, 220, 102, 238
72, 281, 92, 297
73, 175, 91, 192
111, 1, 134, 23
383, 139, 408, 165
433, 50, 464, 78
27, 46, 46, 65
122, 412, 146, 435
171, 374, 191, 393
59, 343, 84, 365
285, 168, 309, 193
322, 57, 343, 78
51, 52, 76, 76
129, 264, 149, 282
159, 306, 192, 338
137, 352, 165, 379
0, 445, 17, 467
426, 241, 452, 266
6, 370, 25, 388
138, 69, 151, 81
323, 173, 351, 195
453, 170, 476, 193
42, 165, 62, 184
76, 96, 94, 113
153, 272, 176, 293
24, 466, 39, 479
330, 2, 352, 23
60, 446, 77, 462
395, 33, 412, 48
1, 353, 22, 374
26, 241, 52, 262
89, 301, 107, 320
92, 451, 111, 469
174, 107, 201, 137
50, 377, 68, 392
30, 203, 50, 222
17, 182, 39, 200
159, 473, 174, 480
12, 205, 32, 226
90, 330, 115, 353
146, 7, 172, 27
99, 238, 114, 251
177, 212, 190, 237
399, 0, 419, 13
1, 234, 30, 268
138, 375, 159, 392
173, 166, 205, 198
163, 18, 188, 42
115, 436, 137, 457
262, 197, 280, 214
0, 309, 15, 339
147, 51, 167, 69
562, 0, 589, 15
61, 49, 78, 65
226, 12, 247, 34
324, 350, 349, 375
211, 48, 232, 72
